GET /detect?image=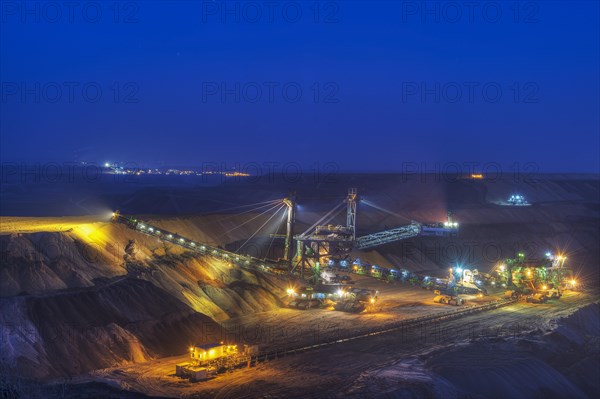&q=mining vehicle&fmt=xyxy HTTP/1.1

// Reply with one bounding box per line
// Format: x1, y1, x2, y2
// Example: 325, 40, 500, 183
526, 293, 548, 303
504, 290, 521, 300
333, 300, 366, 313
433, 290, 465, 306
